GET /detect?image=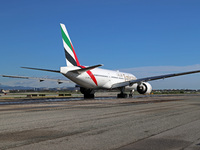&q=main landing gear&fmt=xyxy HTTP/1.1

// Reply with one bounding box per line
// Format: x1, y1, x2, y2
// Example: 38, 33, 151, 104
80, 87, 95, 99
80, 87, 133, 99
117, 88, 133, 98
117, 87, 127, 98
117, 92, 128, 98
